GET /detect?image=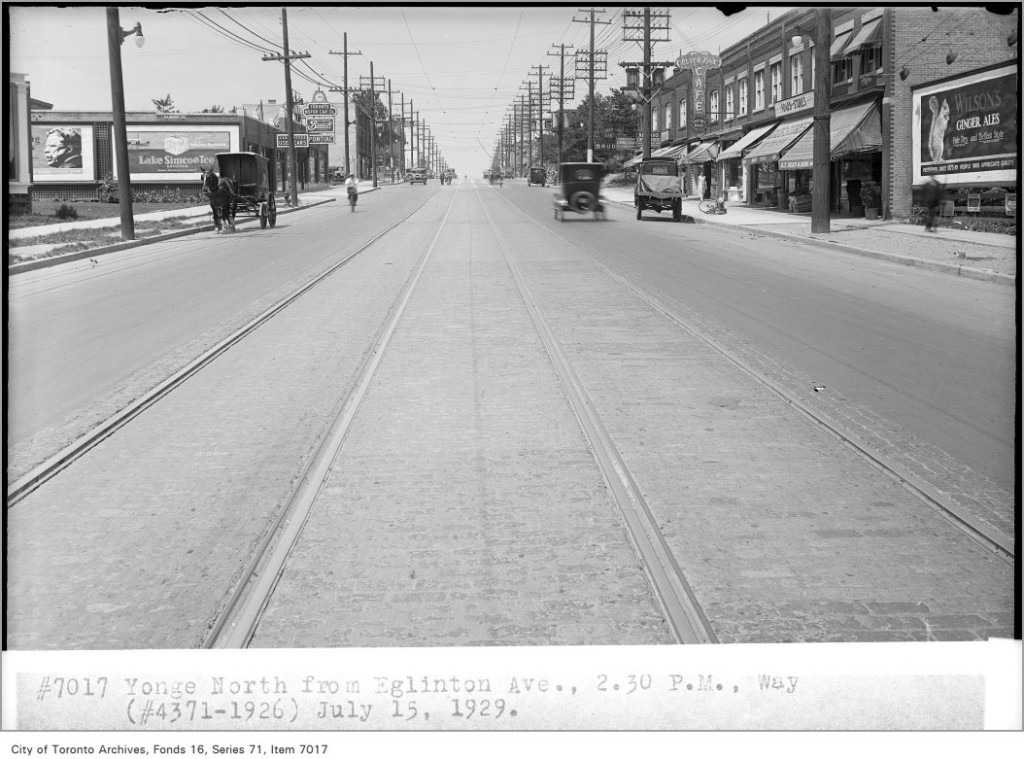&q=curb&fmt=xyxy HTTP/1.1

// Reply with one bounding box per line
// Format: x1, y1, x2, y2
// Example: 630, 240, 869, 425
8, 195, 341, 276
604, 198, 1015, 287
